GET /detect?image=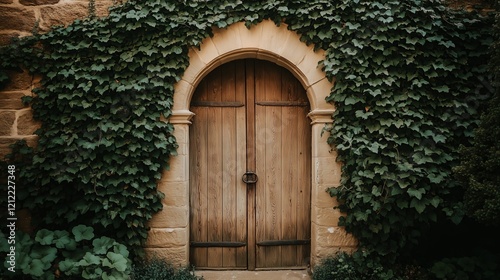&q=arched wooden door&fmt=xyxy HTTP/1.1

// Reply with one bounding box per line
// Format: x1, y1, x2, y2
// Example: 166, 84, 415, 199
189, 59, 311, 270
